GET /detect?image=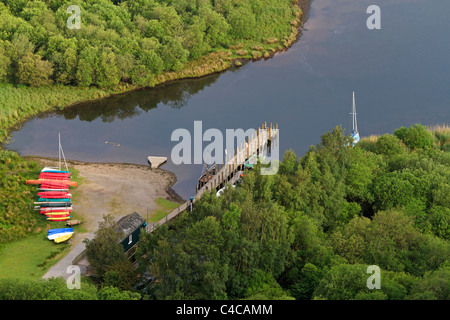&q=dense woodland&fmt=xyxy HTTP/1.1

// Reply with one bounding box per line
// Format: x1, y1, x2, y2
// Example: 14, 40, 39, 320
0, 0, 300, 87
133, 124, 450, 300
